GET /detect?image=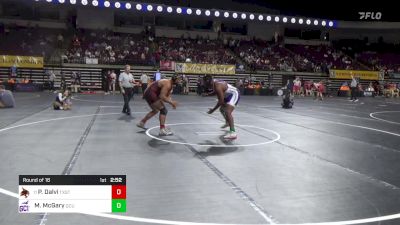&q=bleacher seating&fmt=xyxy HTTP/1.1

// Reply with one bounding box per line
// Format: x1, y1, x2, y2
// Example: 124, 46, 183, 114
64, 30, 155, 66
358, 52, 400, 72
287, 44, 366, 71
0, 26, 62, 61
1, 26, 399, 93
157, 37, 236, 64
